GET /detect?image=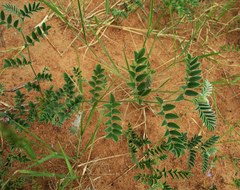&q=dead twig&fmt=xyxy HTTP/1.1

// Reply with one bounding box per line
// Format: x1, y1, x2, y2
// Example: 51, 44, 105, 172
3, 80, 37, 92
0, 27, 6, 47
